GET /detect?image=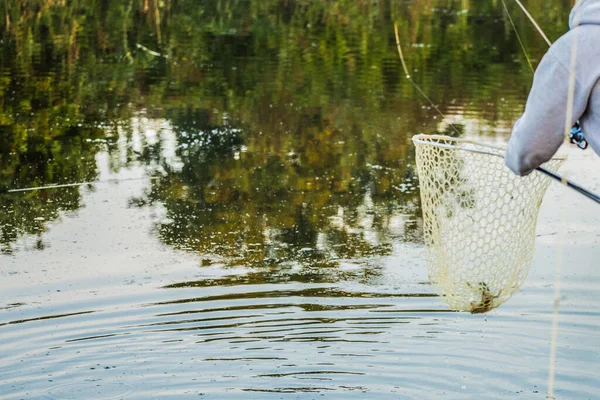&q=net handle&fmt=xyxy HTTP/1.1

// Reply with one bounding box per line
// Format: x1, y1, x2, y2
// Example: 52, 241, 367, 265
412, 134, 600, 205
412, 134, 508, 154
413, 135, 505, 158
412, 134, 569, 160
